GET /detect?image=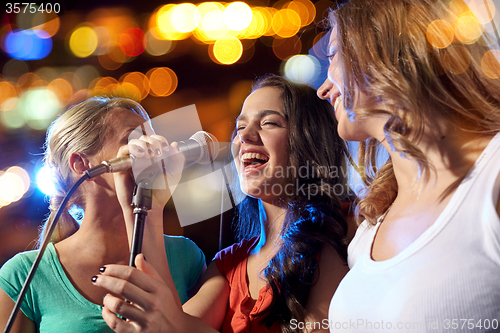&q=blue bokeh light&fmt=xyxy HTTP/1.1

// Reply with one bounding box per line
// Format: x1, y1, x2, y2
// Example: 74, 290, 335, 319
4, 30, 52, 60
